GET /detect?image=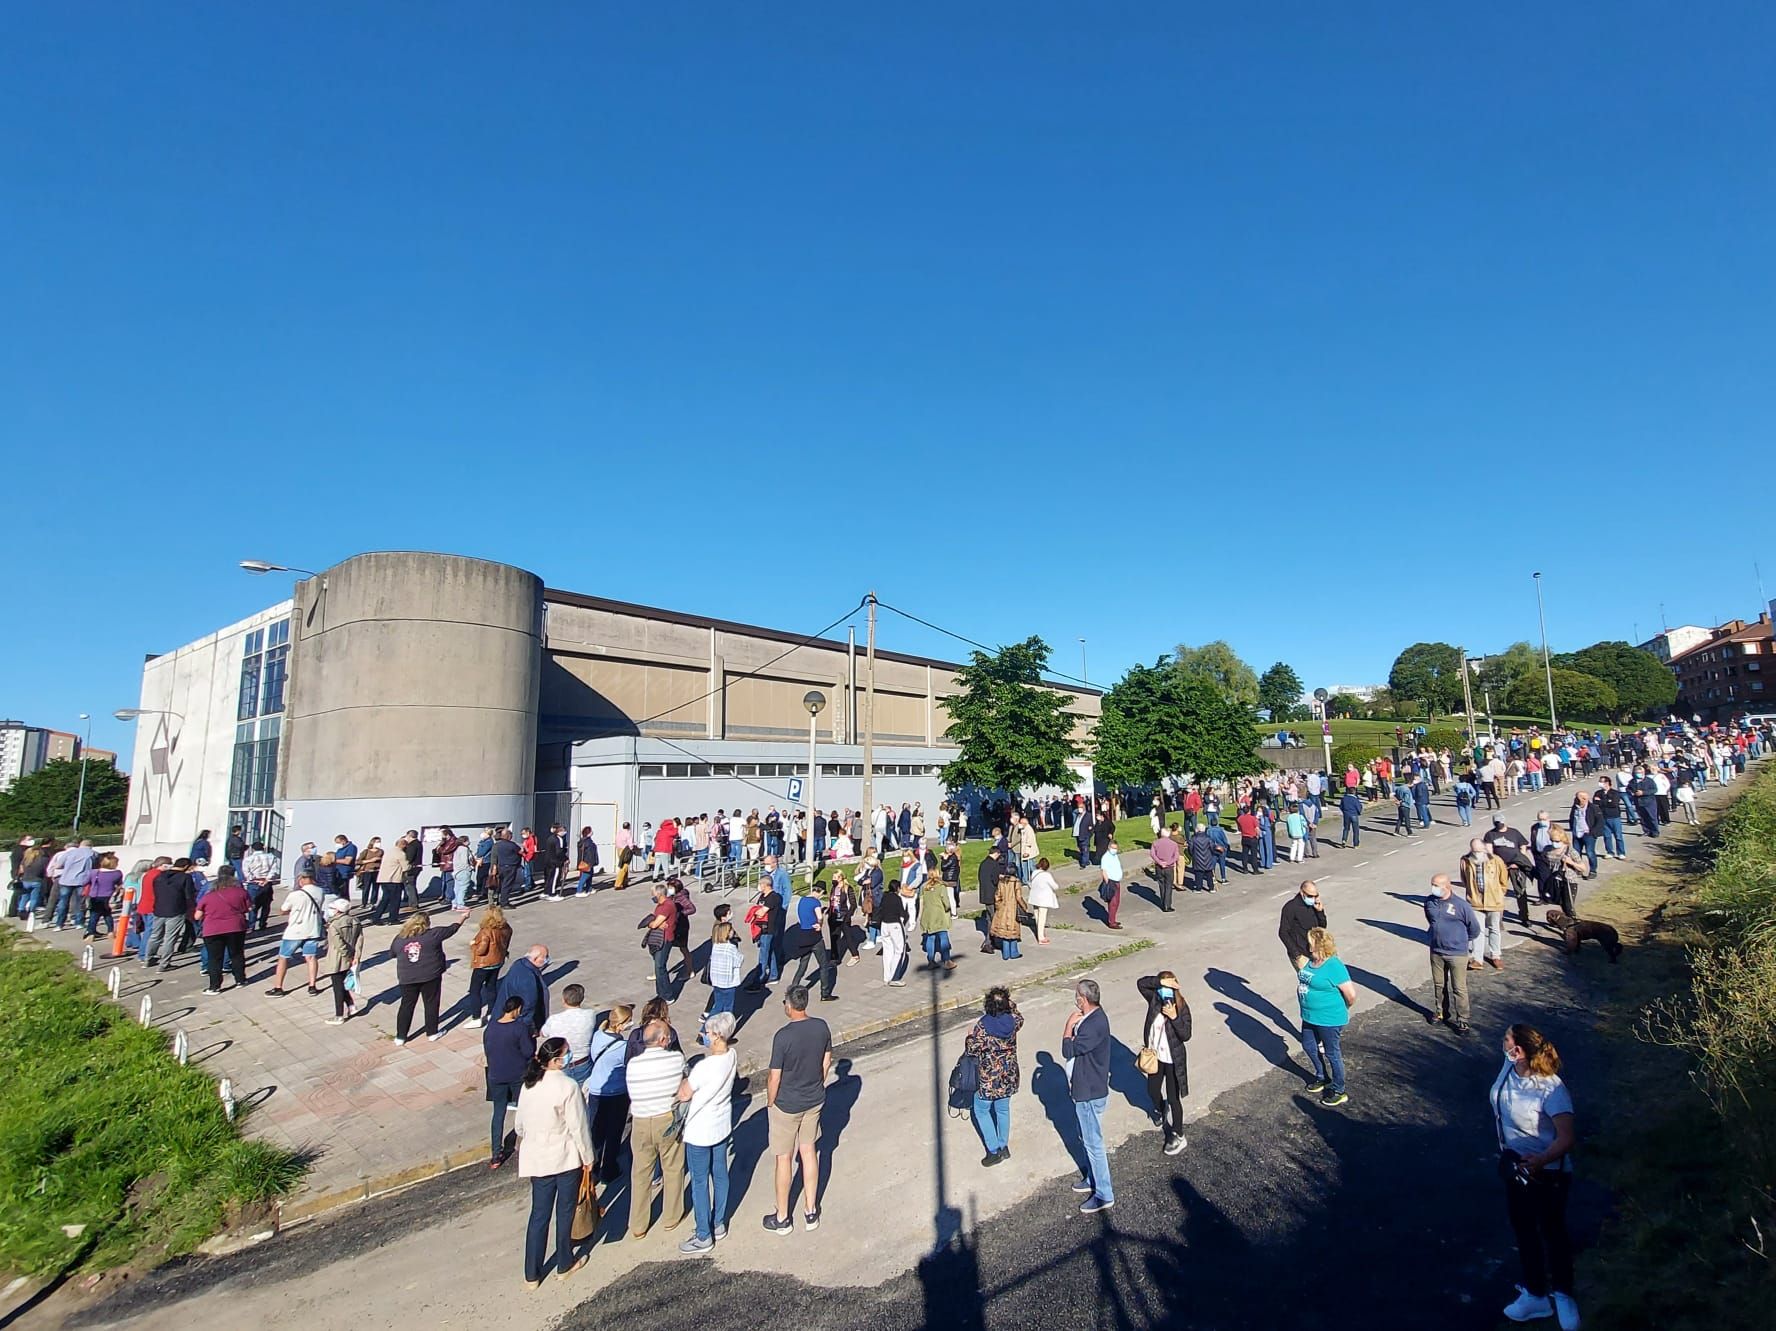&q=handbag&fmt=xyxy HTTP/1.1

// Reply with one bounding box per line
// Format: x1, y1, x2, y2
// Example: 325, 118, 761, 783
1136, 1046, 1160, 1076
577, 860, 591, 873
570, 1165, 602, 1241
661, 1097, 689, 1141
